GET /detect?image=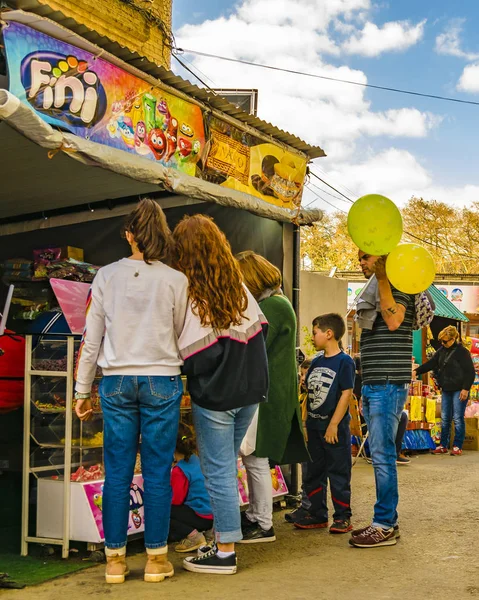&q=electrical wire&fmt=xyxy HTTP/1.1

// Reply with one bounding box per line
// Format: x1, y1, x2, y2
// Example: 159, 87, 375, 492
304, 185, 347, 213
176, 47, 479, 108
310, 171, 354, 204
173, 52, 218, 88
172, 54, 217, 92
307, 178, 352, 206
